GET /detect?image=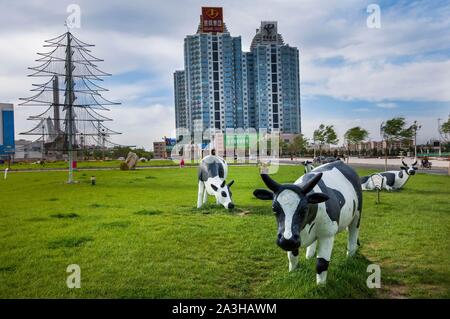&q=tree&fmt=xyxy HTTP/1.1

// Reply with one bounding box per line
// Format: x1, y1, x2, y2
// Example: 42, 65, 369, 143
287, 134, 308, 158
279, 139, 290, 157
411, 120, 421, 158
344, 126, 369, 160
111, 146, 132, 159
380, 117, 414, 171
441, 116, 450, 142
324, 125, 339, 152
313, 124, 339, 156
313, 124, 326, 156
440, 116, 450, 175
